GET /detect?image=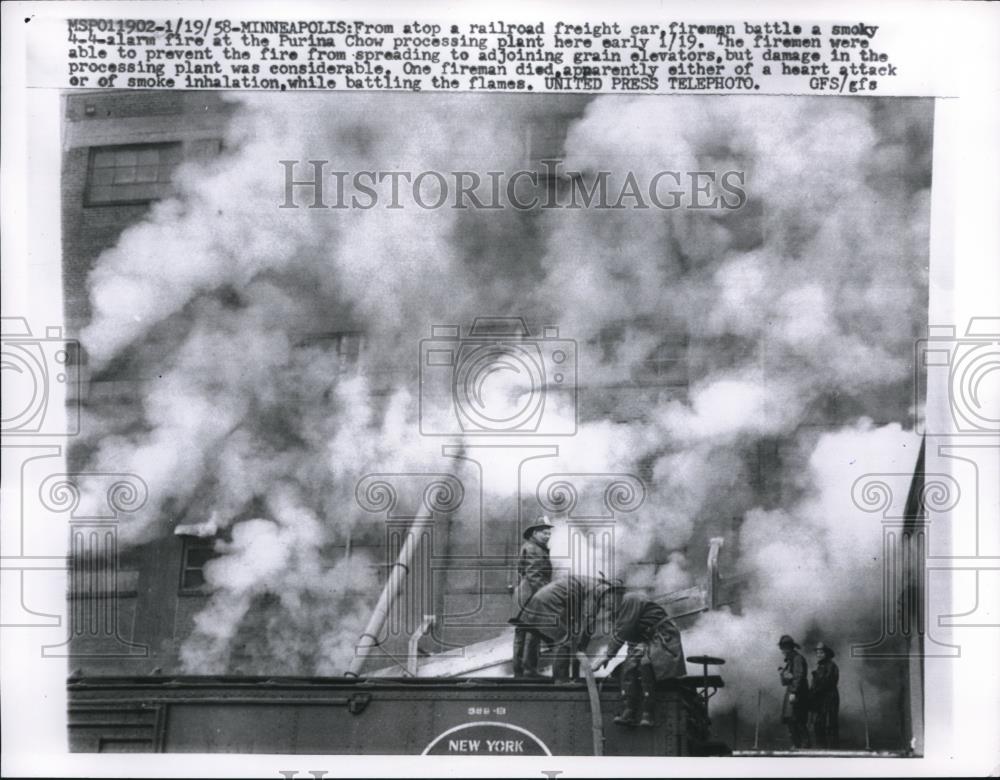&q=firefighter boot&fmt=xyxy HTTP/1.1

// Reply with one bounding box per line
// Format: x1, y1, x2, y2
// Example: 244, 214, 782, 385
550, 646, 572, 683
638, 664, 657, 727
613, 703, 639, 726
521, 631, 542, 677
614, 665, 639, 726
511, 630, 524, 677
